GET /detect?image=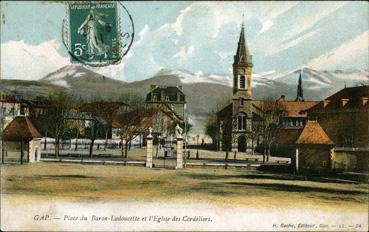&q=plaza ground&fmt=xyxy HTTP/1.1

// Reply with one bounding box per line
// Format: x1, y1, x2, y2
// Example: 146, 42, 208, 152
41, 147, 290, 165
1, 162, 367, 211
2, 162, 368, 231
